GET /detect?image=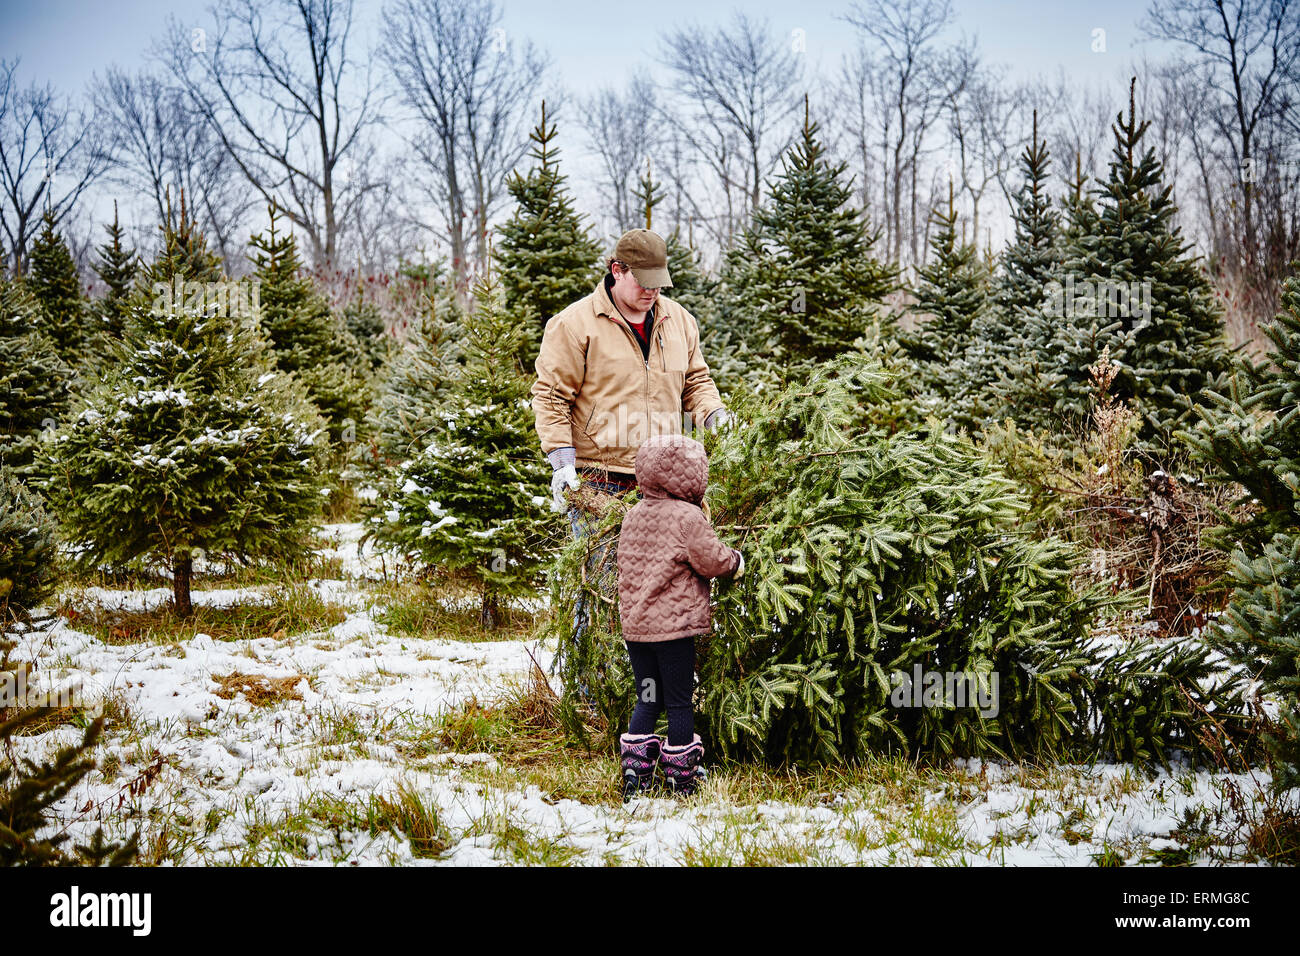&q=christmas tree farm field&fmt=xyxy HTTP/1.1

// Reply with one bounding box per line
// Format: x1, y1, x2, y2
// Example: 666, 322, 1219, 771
3, 520, 1295, 866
